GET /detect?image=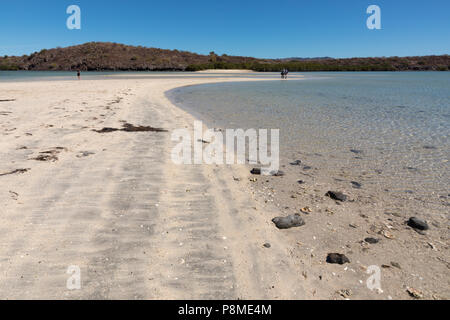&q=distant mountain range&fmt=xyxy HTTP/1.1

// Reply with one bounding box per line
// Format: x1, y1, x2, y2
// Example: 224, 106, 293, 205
279, 57, 334, 61
1, 42, 449, 72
